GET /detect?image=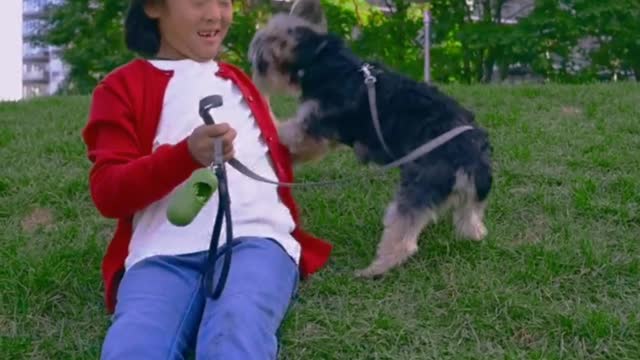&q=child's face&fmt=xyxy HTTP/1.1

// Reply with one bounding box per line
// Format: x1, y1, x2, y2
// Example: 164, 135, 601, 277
146, 0, 233, 61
